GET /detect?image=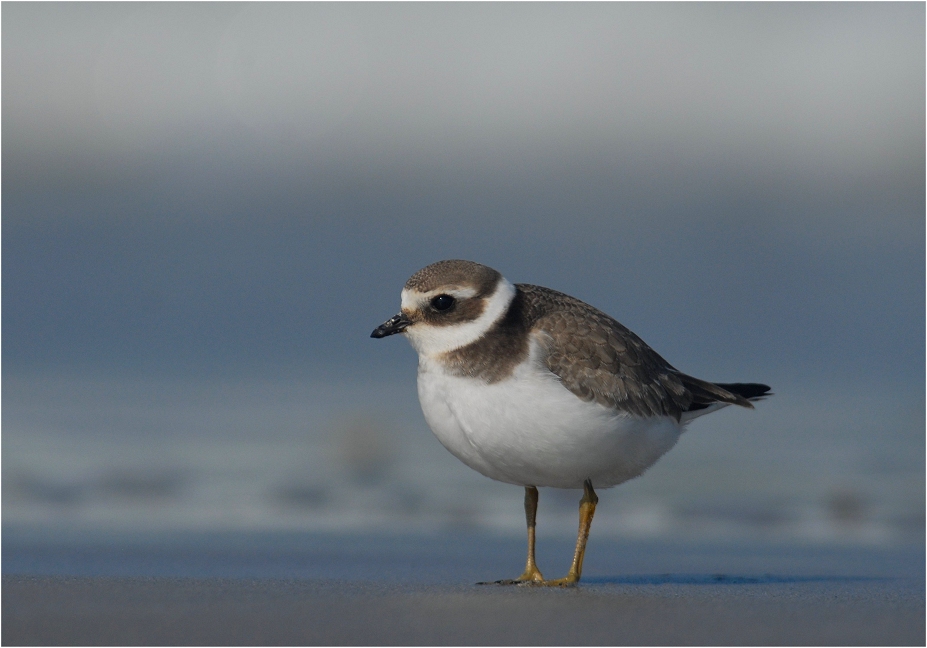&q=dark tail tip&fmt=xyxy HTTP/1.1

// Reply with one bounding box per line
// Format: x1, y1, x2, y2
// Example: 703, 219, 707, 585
714, 383, 773, 401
